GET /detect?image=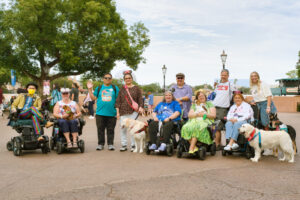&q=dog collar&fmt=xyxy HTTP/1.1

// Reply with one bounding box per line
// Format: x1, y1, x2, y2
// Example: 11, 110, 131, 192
247, 129, 257, 142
